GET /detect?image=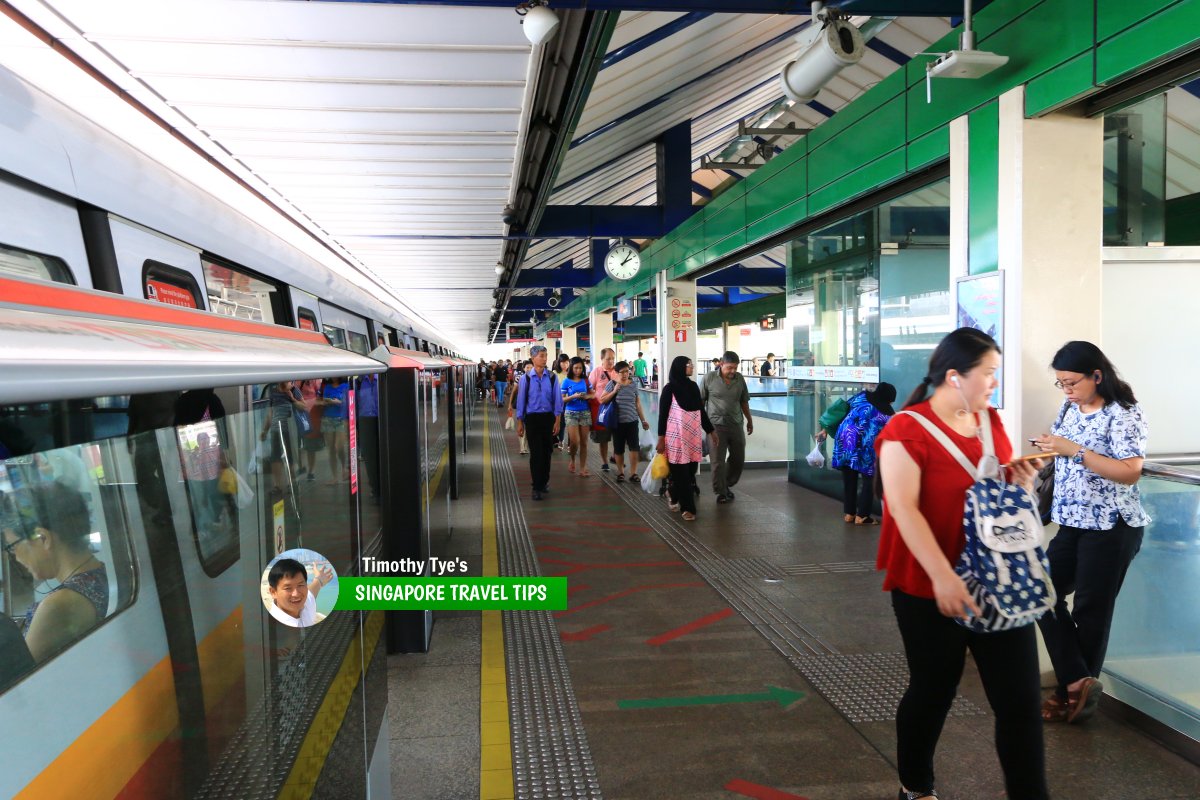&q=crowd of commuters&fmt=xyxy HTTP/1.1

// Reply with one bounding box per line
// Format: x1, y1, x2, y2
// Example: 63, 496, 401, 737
482, 330, 1149, 799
